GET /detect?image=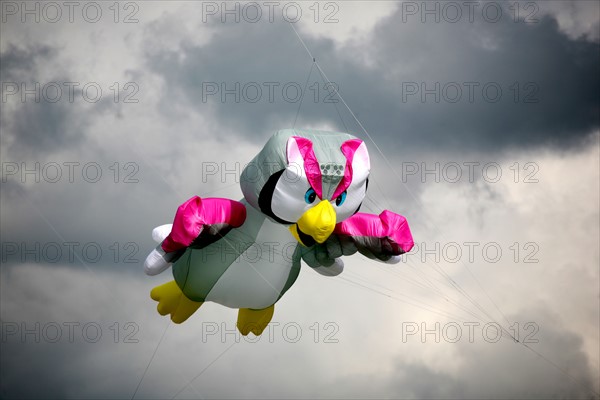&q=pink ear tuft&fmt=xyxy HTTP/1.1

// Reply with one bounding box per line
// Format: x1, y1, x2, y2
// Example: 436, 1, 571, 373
351, 141, 370, 171
286, 136, 304, 166
332, 139, 370, 199
286, 136, 323, 199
